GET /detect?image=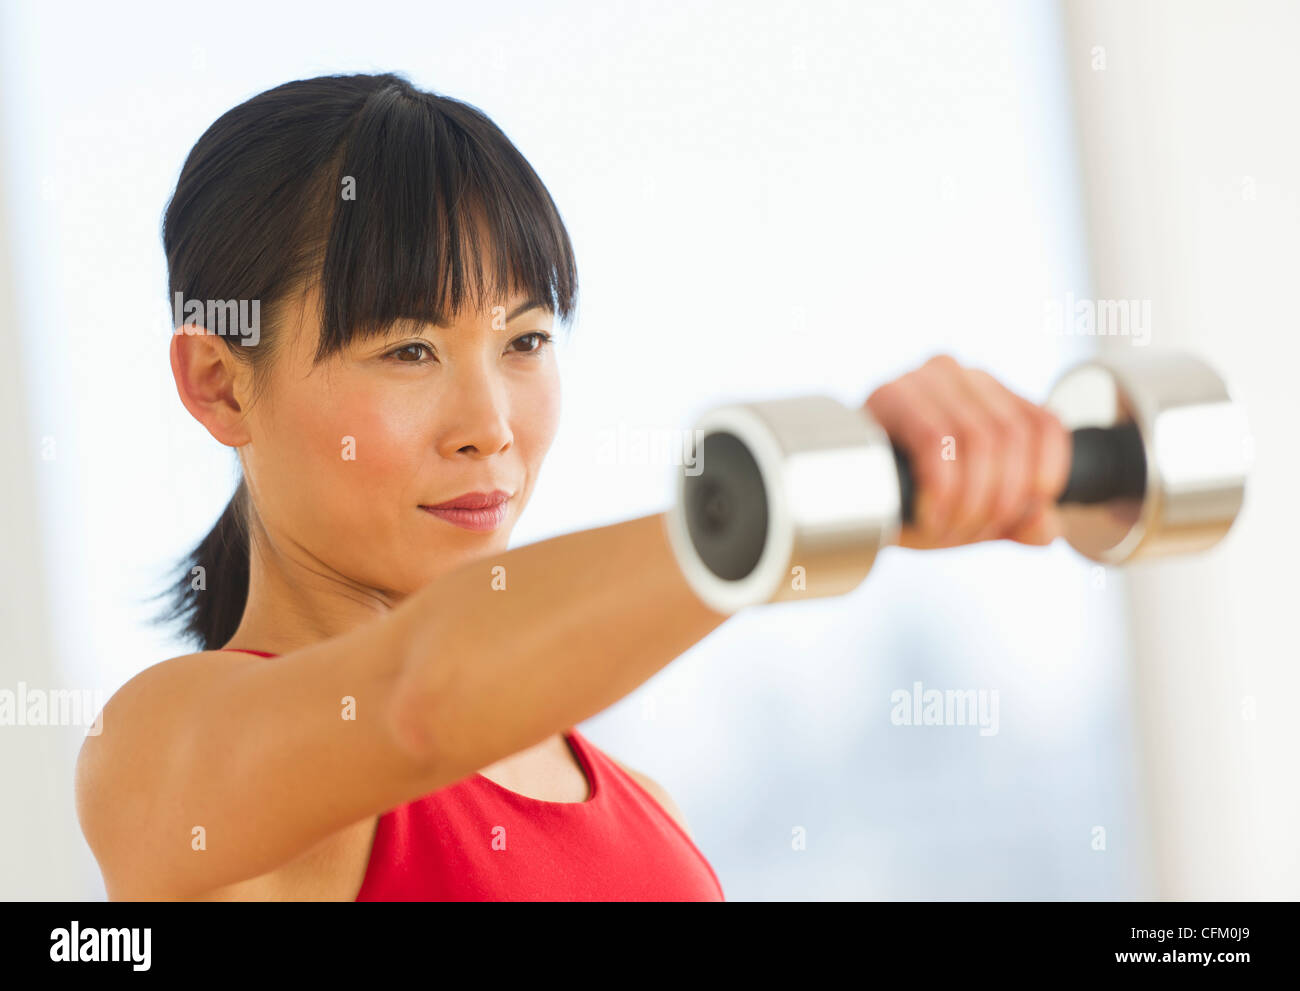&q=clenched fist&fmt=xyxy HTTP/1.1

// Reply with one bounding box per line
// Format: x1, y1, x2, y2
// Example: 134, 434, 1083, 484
863, 354, 1073, 550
